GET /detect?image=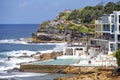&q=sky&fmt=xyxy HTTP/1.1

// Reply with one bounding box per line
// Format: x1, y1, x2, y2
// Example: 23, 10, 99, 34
0, 0, 118, 24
